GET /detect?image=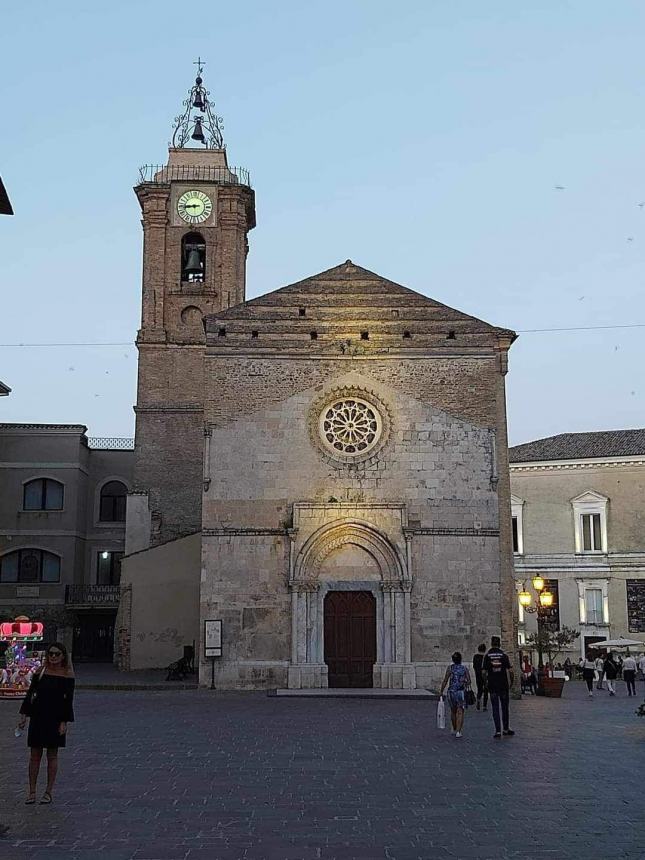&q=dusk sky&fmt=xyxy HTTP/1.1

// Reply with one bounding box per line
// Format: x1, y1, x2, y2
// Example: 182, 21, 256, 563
1, 1, 644, 445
